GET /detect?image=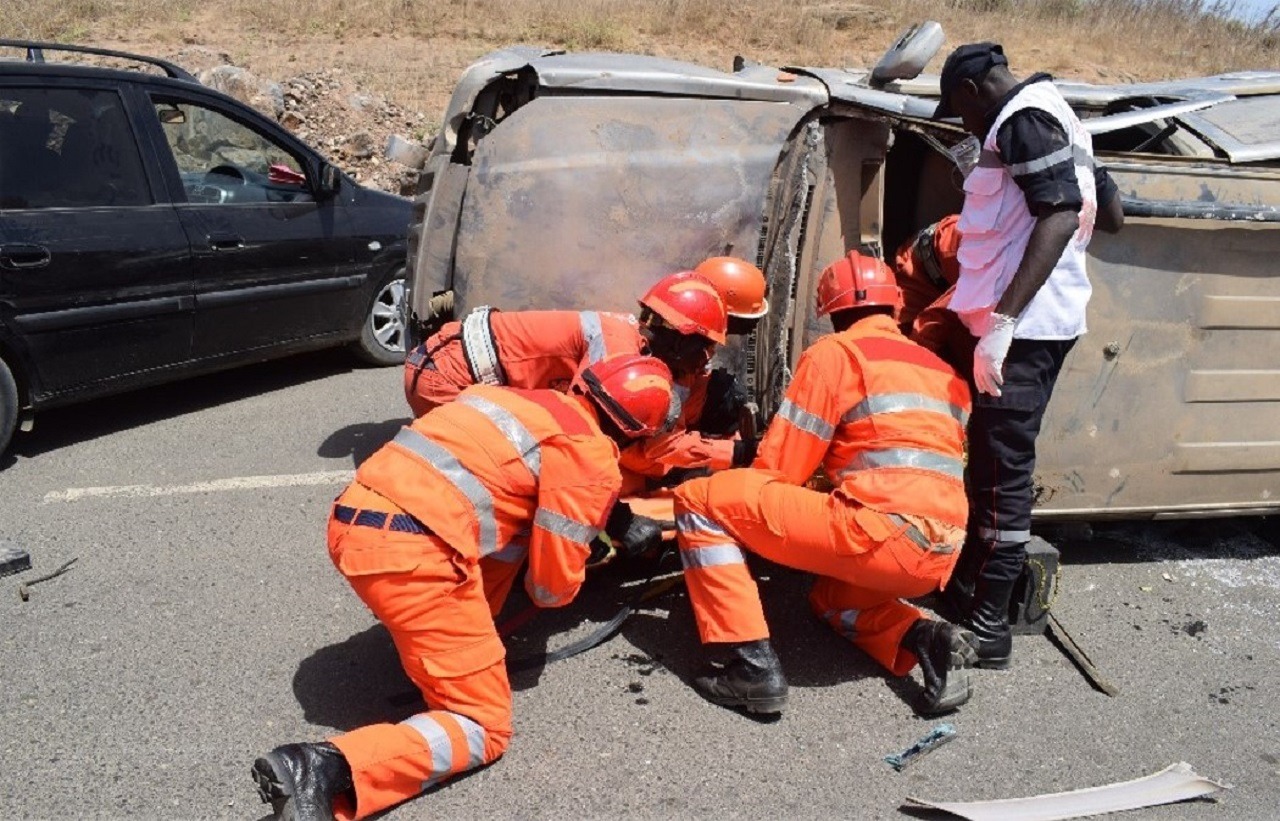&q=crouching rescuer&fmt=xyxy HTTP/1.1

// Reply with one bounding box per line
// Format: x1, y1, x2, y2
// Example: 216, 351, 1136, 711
252, 354, 675, 821
672, 251, 978, 716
